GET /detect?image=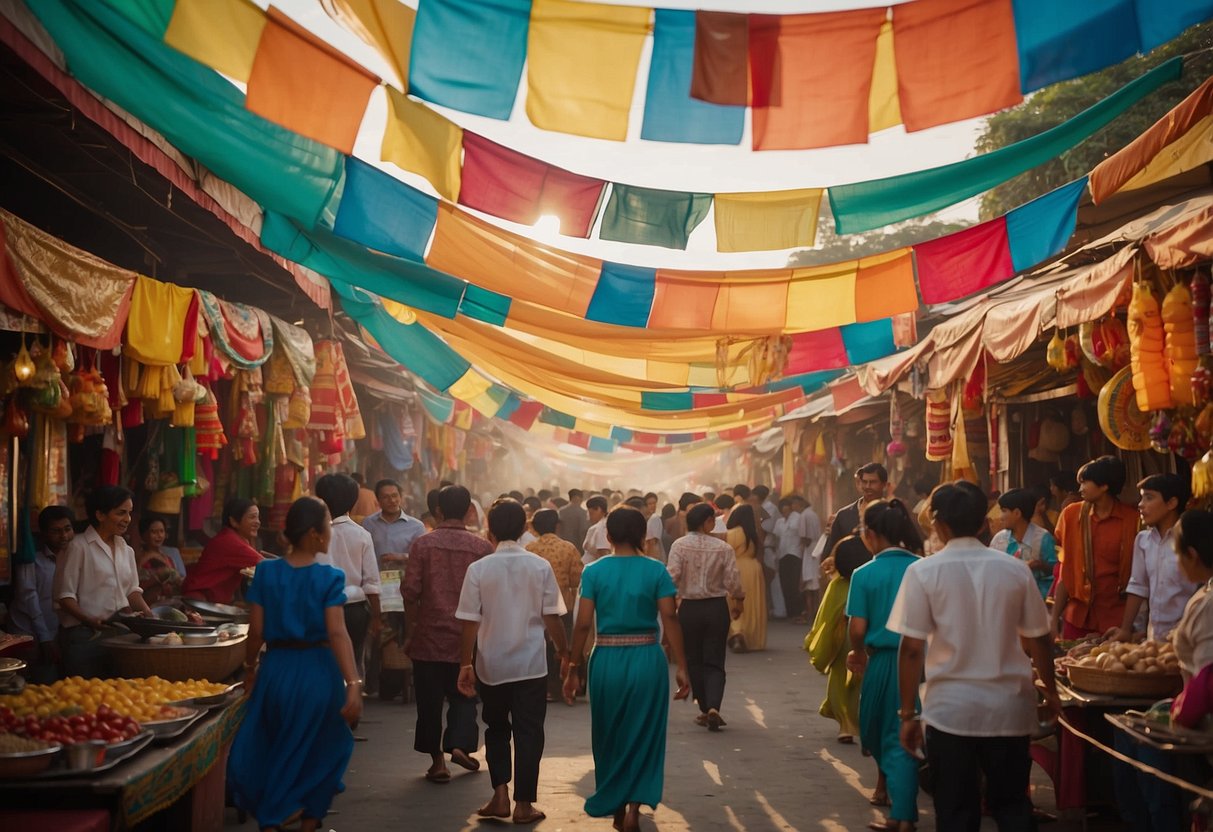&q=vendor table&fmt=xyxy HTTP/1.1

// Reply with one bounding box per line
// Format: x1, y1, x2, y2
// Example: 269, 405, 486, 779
0, 699, 245, 830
